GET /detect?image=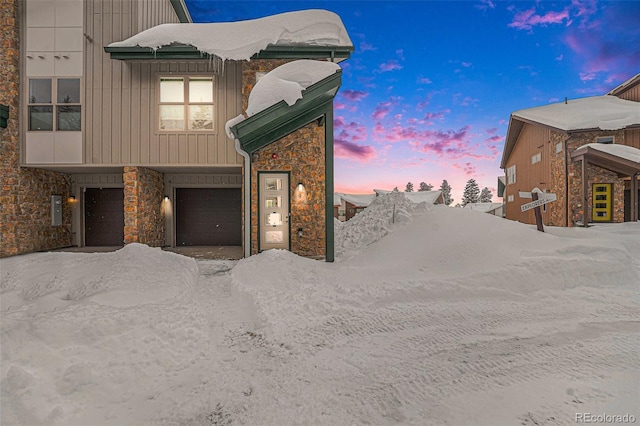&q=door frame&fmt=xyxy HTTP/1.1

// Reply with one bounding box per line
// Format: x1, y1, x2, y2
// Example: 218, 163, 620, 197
257, 171, 291, 251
